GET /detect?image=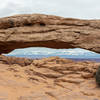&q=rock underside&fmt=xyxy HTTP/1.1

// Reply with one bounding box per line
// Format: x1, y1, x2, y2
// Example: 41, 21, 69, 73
0, 55, 100, 100
0, 14, 100, 54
